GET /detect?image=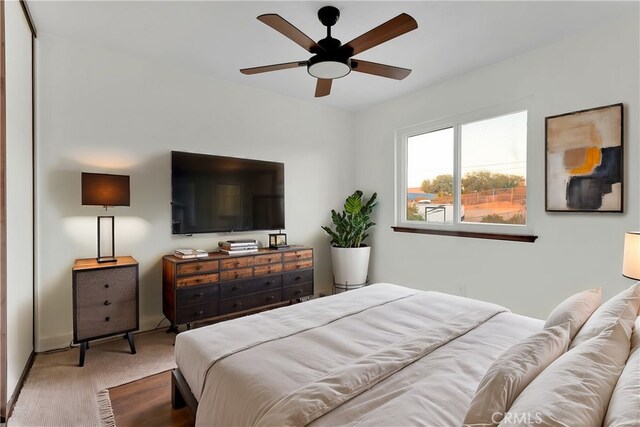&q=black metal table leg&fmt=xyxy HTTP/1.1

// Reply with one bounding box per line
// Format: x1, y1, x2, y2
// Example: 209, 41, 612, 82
79, 341, 88, 367
126, 332, 136, 354
166, 324, 180, 334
